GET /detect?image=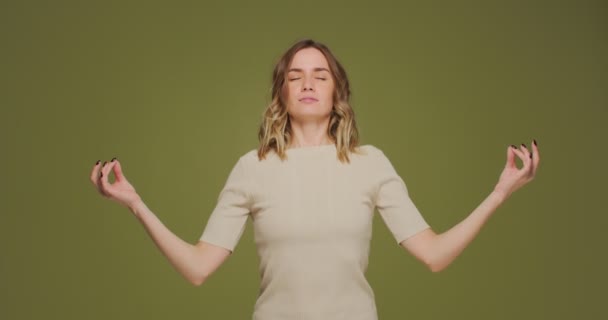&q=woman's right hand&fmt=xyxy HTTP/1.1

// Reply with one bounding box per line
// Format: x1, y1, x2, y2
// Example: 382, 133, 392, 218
90, 158, 142, 209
